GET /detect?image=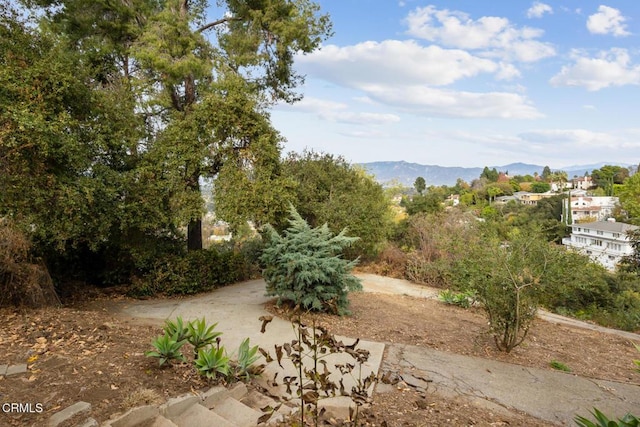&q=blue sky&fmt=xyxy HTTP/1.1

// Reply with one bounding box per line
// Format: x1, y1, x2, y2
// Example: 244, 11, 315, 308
262, 1, 640, 168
